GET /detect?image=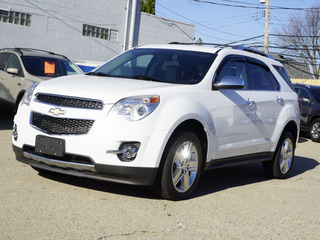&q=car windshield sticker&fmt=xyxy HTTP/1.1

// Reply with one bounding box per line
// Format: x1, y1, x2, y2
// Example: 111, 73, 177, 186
44, 61, 55, 75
